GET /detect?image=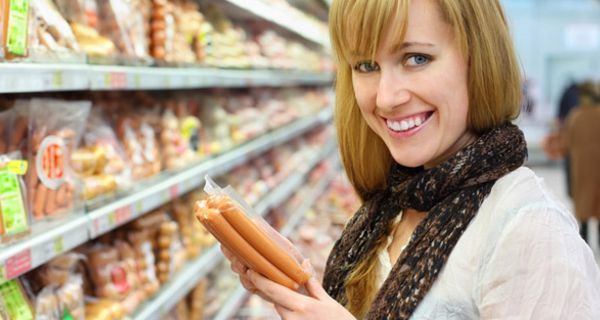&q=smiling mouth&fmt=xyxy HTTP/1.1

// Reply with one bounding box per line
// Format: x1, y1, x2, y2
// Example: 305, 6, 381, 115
385, 111, 433, 132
